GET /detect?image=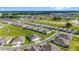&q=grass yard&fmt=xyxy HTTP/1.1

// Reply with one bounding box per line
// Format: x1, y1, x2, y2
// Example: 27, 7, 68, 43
0, 22, 55, 44
71, 26, 79, 31
30, 20, 65, 27
48, 18, 71, 22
